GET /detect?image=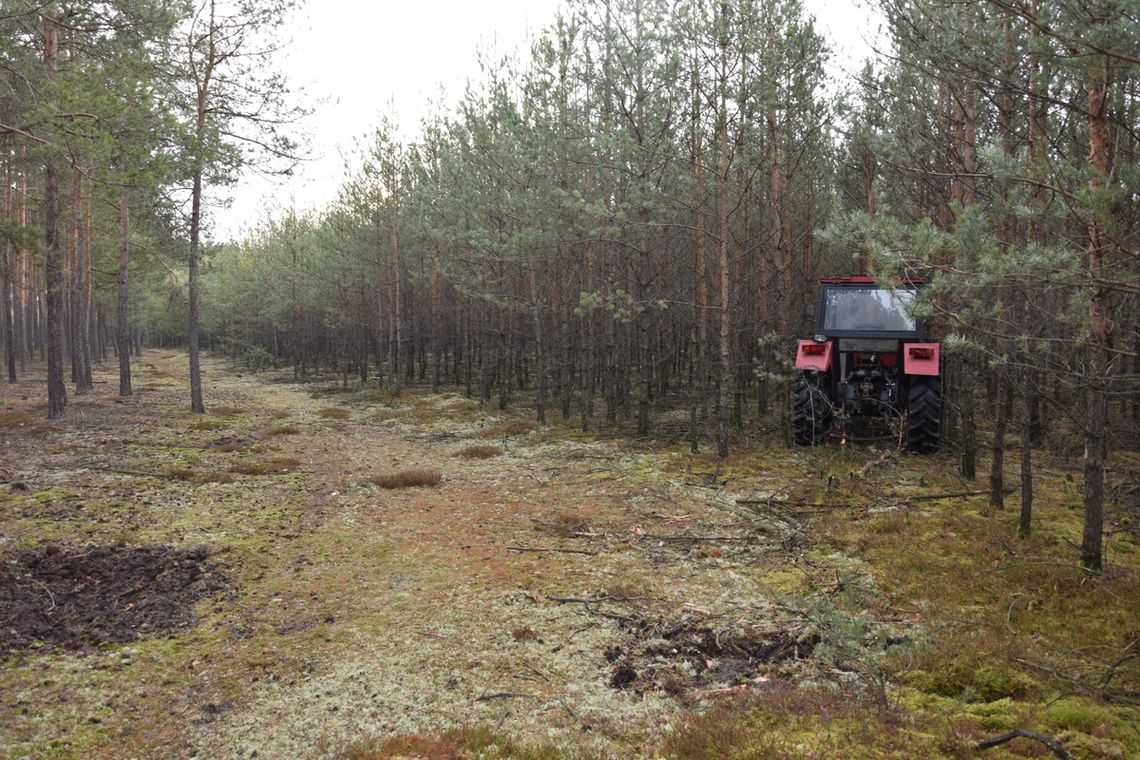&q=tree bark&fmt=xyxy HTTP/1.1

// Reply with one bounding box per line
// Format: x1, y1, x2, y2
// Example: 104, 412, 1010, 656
990, 378, 1011, 508
1019, 374, 1033, 538
71, 165, 92, 394
716, 1, 731, 459
118, 191, 132, 396
2, 159, 15, 383
186, 0, 216, 415
44, 12, 67, 418
529, 264, 546, 424
14, 158, 28, 373
1081, 33, 1111, 571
